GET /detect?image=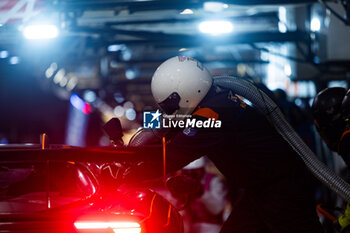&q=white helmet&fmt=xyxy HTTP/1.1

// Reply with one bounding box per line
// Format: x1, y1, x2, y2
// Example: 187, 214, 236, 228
151, 56, 213, 116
